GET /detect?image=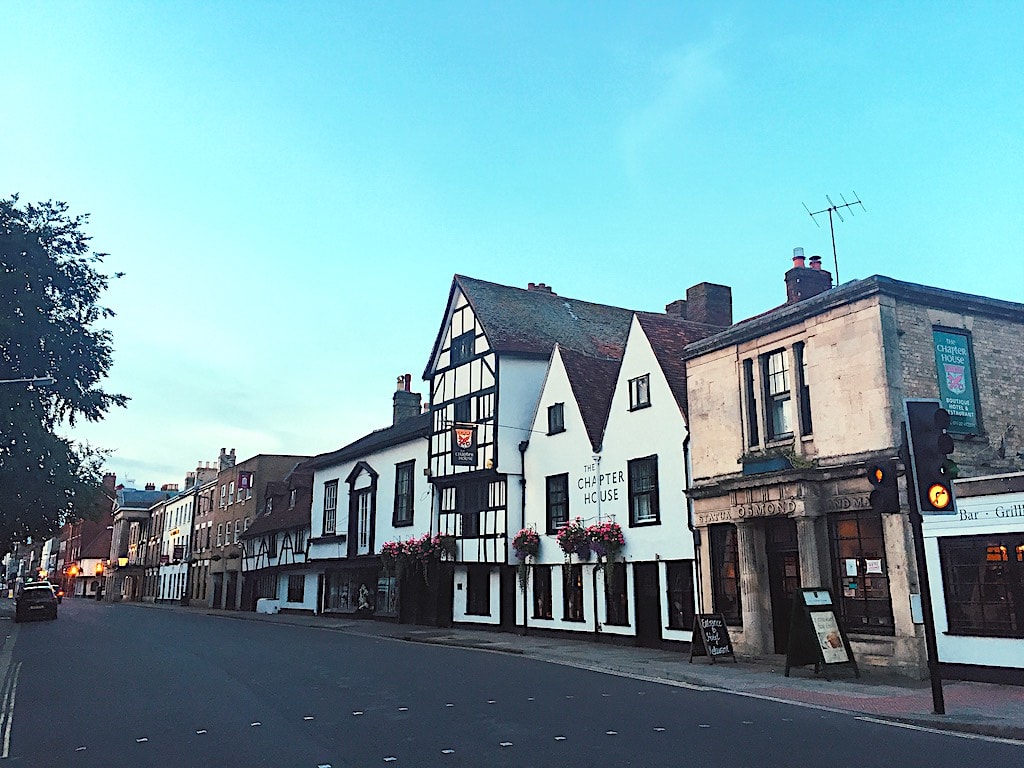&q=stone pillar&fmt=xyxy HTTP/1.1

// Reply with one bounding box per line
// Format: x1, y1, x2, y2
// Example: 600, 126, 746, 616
737, 521, 773, 654
796, 515, 831, 590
